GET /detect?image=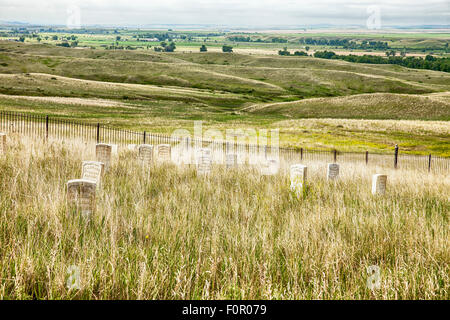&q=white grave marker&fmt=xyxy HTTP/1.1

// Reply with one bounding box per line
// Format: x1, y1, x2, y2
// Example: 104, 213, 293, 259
372, 174, 387, 195
290, 164, 307, 197
96, 144, 112, 171
197, 148, 212, 175
226, 153, 238, 168
81, 161, 104, 186
67, 179, 97, 218
111, 144, 118, 155
327, 163, 340, 180
156, 144, 171, 162
127, 144, 137, 151
0, 133, 6, 155
138, 144, 154, 164
261, 159, 279, 176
